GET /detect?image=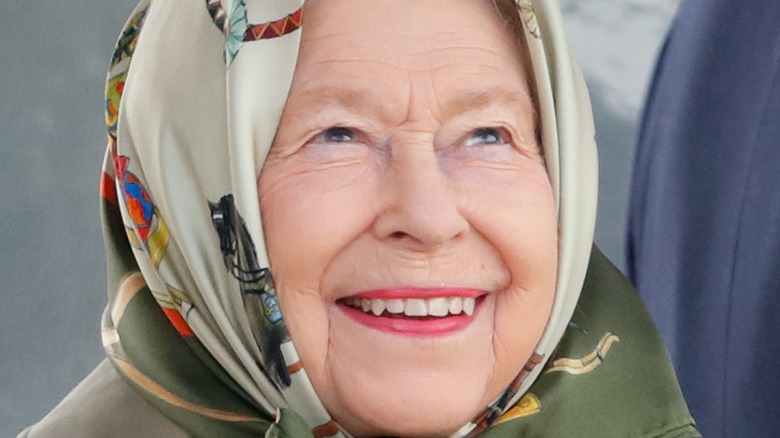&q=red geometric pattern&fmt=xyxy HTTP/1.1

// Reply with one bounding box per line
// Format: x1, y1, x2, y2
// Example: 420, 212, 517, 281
162, 307, 195, 338
100, 171, 118, 205
244, 6, 303, 41
312, 421, 340, 438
